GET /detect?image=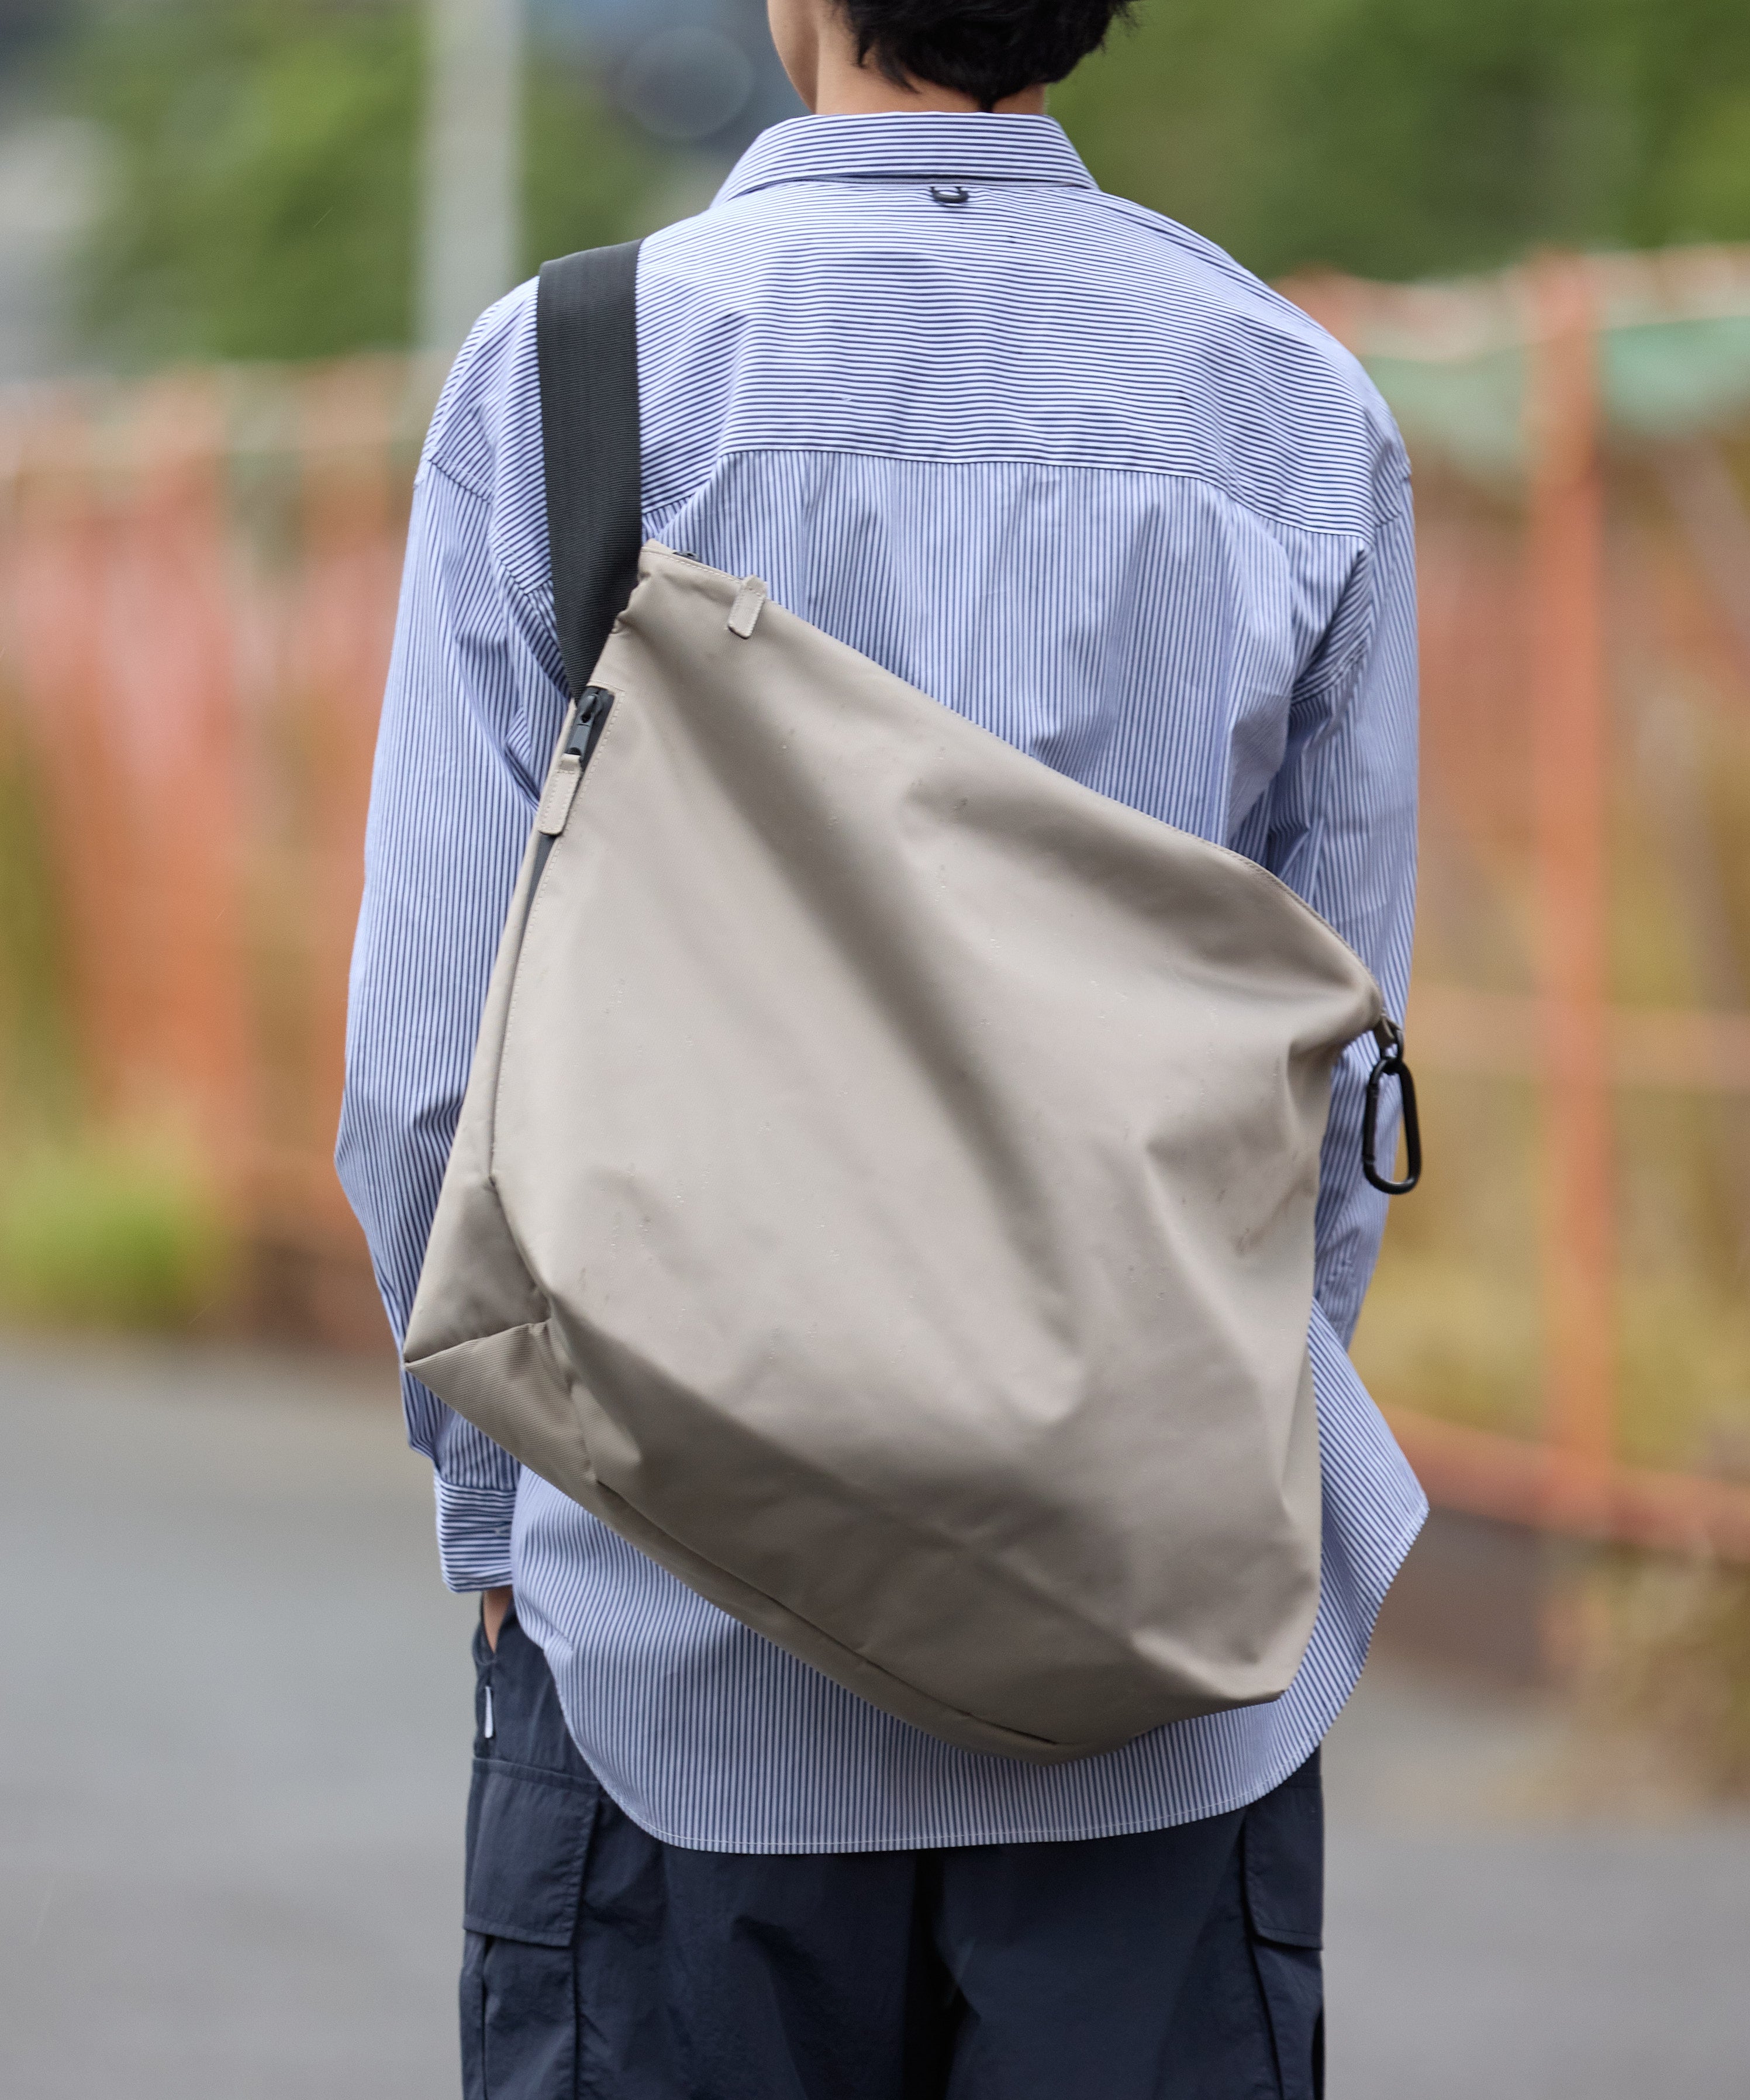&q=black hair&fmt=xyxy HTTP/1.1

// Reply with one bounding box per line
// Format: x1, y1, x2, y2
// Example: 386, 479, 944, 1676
838, 0, 1135, 111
